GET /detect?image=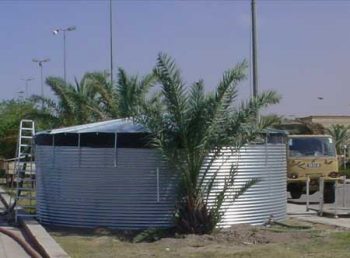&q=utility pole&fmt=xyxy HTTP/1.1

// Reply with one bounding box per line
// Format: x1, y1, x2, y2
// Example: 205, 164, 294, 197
110, 0, 114, 83
251, 0, 258, 99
